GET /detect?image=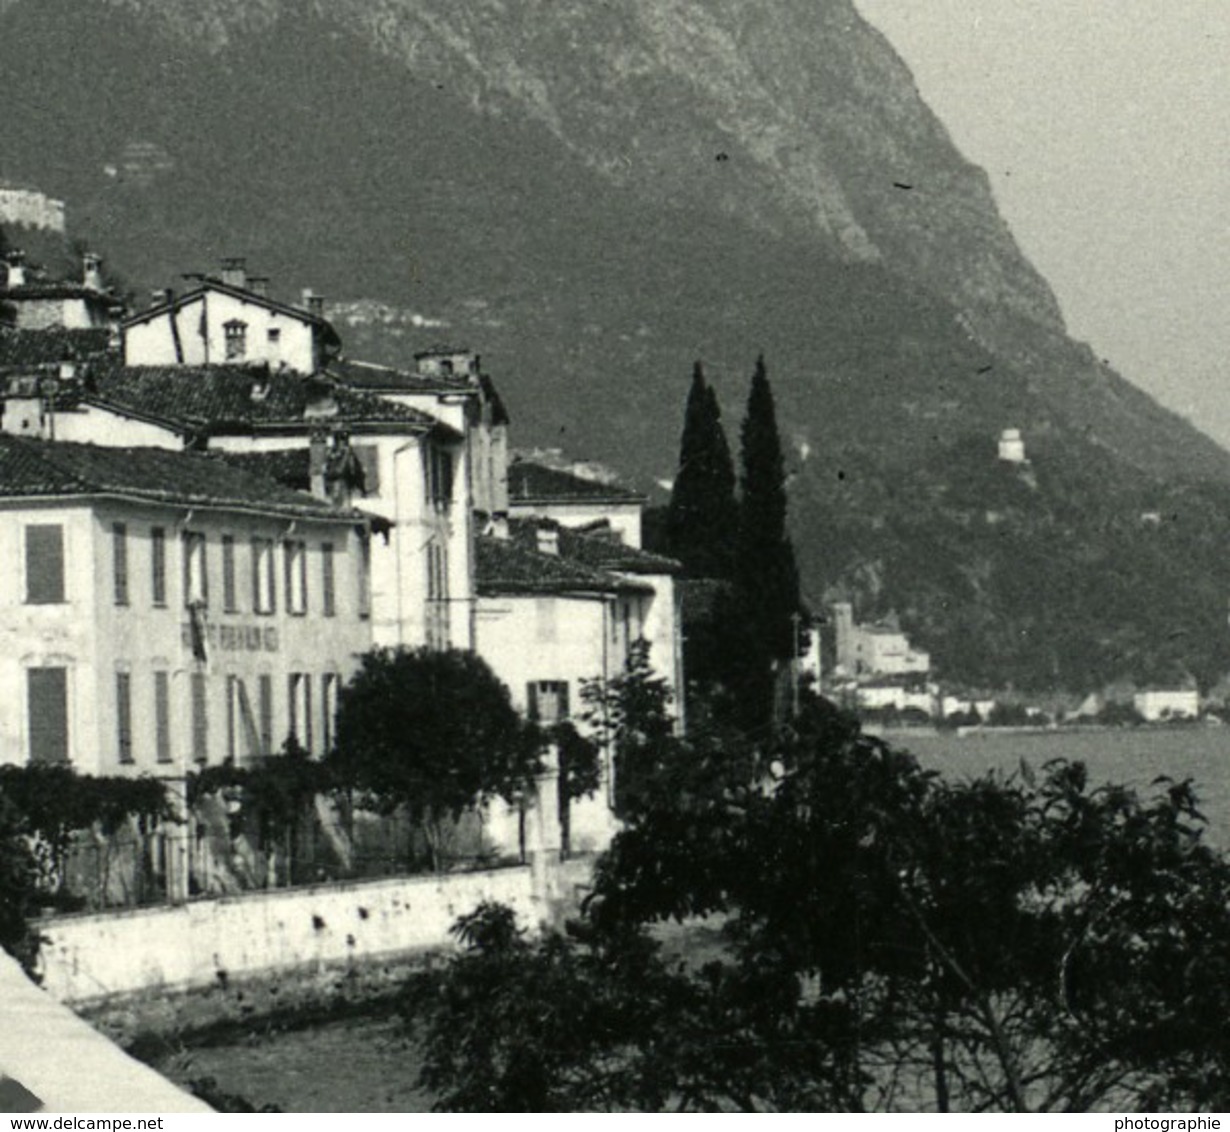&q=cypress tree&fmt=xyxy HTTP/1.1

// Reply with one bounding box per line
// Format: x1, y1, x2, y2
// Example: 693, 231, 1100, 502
666, 362, 738, 579
735, 355, 801, 724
